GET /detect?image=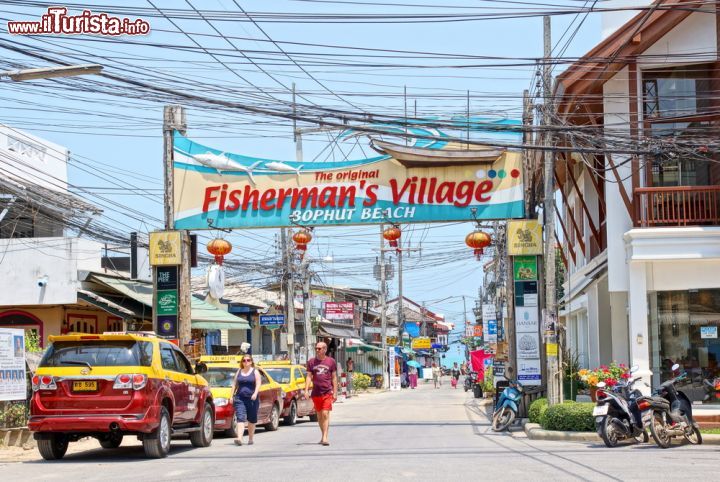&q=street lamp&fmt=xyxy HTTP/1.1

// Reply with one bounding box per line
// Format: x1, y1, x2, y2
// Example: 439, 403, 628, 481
0, 64, 103, 82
